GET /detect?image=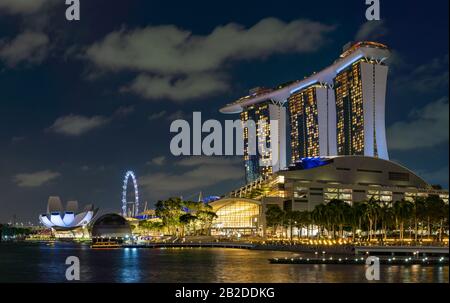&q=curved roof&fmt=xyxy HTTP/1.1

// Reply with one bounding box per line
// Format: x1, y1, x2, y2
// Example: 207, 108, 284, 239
47, 196, 63, 213
280, 156, 431, 189
91, 213, 131, 238
209, 198, 262, 211
66, 201, 79, 213
40, 197, 98, 230
93, 213, 129, 226
39, 210, 96, 230
220, 42, 390, 114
